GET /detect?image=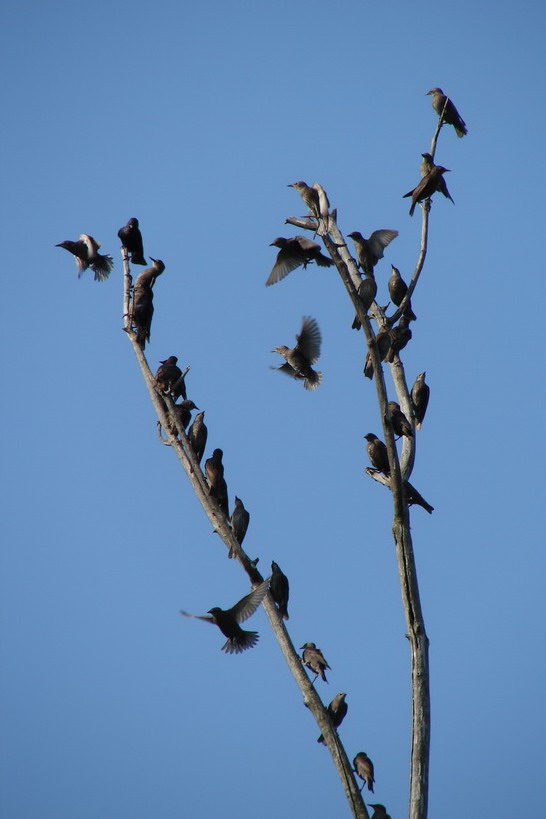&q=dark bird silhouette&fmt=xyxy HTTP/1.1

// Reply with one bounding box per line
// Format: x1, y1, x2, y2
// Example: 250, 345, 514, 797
266, 236, 333, 287
387, 401, 413, 439
317, 693, 348, 744
387, 315, 413, 363
180, 578, 270, 654
188, 411, 207, 464
118, 217, 146, 265
351, 272, 378, 330
353, 752, 375, 793
369, 805, 391, 819
347, 230, 398, 275
301, 642, 330, 682
426, 87, 467, 137
56, 235, 114, 281
132, 258, 165, 348
272, 316, 322, 390
403, 480, 434, 514
172, 400, 198, 432
411, 372, 430, 430
365, 433, 390, 475
364, 326, 391, 379
229, 496, 250, 558
205, 449, 229, 517
270, 561, 289, 620
388, 265, 417, 321
155, 356, 183, 395
404, 166, 452, 216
